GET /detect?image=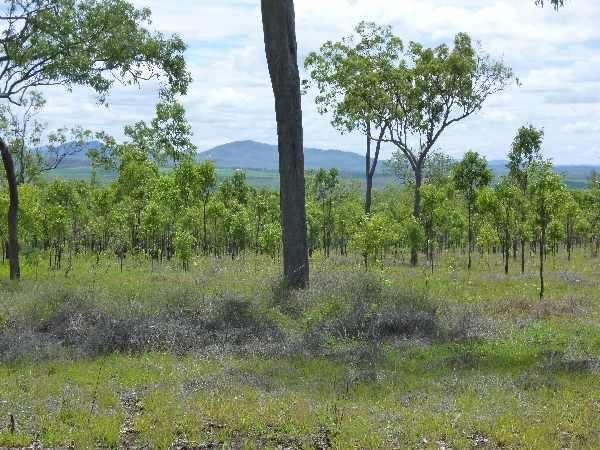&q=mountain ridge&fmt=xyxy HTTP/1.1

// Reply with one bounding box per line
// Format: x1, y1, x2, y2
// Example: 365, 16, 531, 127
197, 140, 365, 173
36, 139, 600, 188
